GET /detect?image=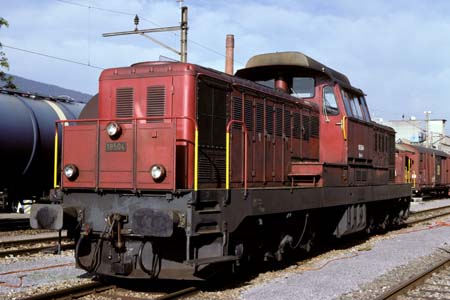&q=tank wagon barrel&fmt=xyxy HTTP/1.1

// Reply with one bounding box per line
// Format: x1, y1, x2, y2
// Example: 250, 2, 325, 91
30, 51, 411, 281
0, 88, 85, 211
